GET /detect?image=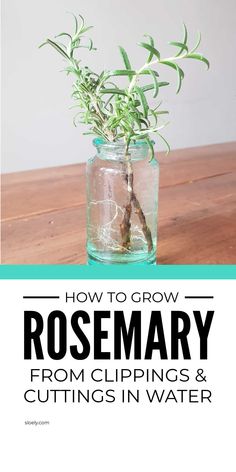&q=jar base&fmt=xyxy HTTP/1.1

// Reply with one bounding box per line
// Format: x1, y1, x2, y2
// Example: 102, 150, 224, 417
87, 249, 157, 265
